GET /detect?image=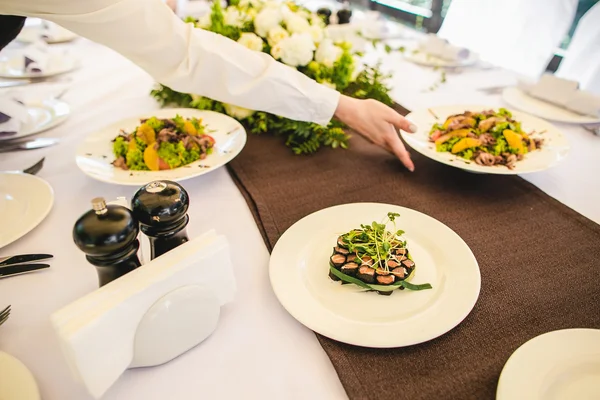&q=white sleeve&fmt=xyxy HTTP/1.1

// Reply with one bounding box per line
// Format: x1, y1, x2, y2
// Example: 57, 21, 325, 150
0, 0, 340, 125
